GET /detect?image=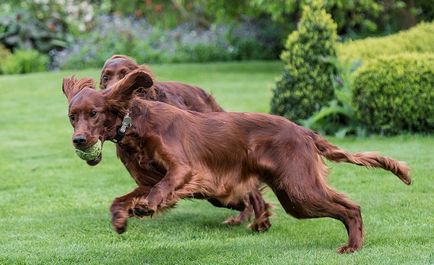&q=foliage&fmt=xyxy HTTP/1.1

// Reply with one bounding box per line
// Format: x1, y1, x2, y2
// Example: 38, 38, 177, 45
192, 0, 426, 38
53, 15, 279, 69
1, 0, 432, 71
270, 0, 338, 122
0, 44, 11, 74
301, 58, 364, 137
226, 18, 284, 61
339, 22, 434, 63
98, 0, 190, 29
82, 0, 433, 40
0, 0, 94, 33
0, 9, 70, 53
0, 49, 48, 74
353, 53, 434, 135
